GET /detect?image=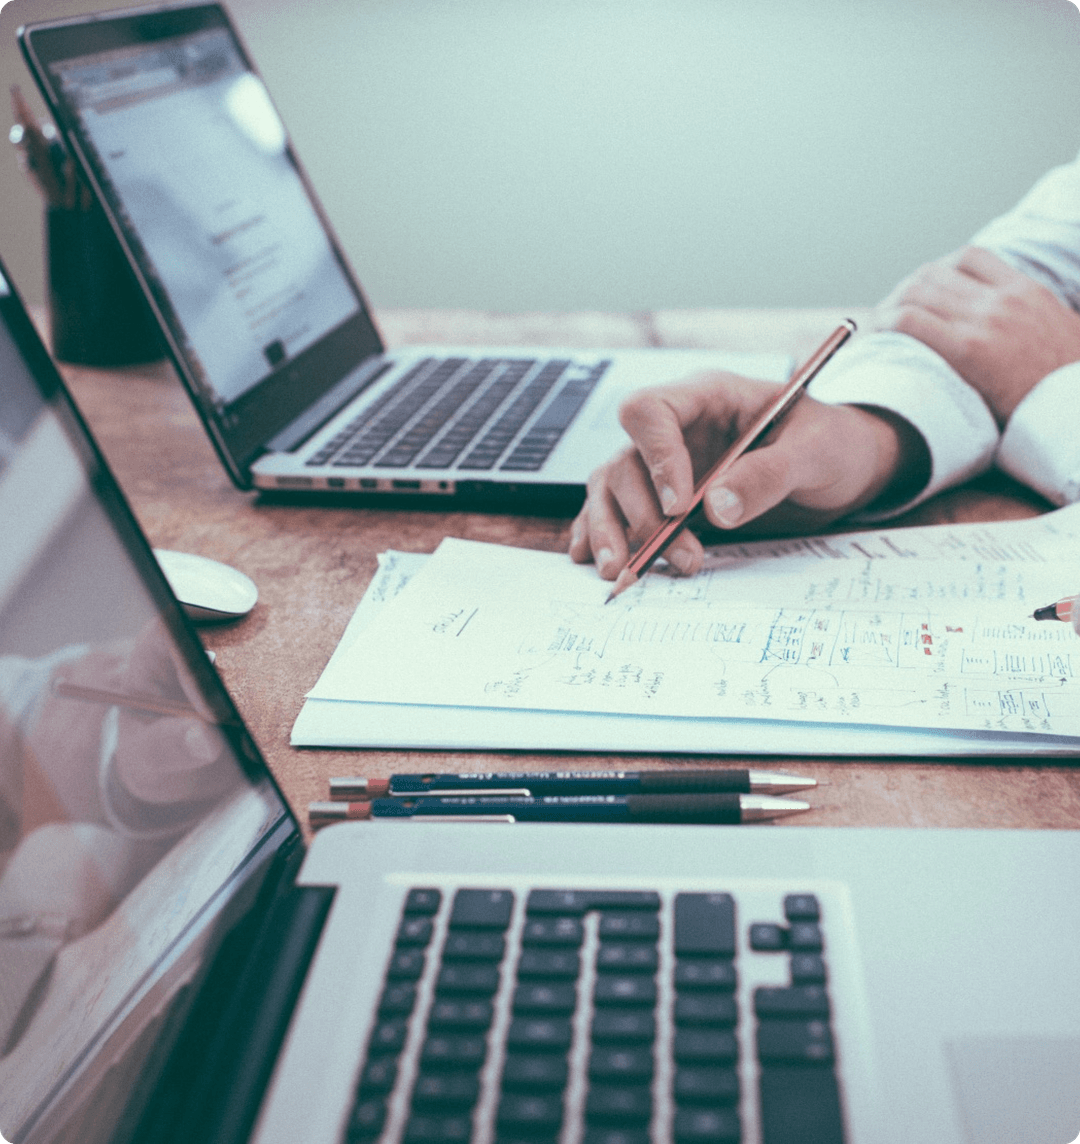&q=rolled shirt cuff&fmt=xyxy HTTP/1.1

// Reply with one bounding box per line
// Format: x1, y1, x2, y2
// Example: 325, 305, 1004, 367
997, 362, 1080, 506
808, 331, 999, 520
